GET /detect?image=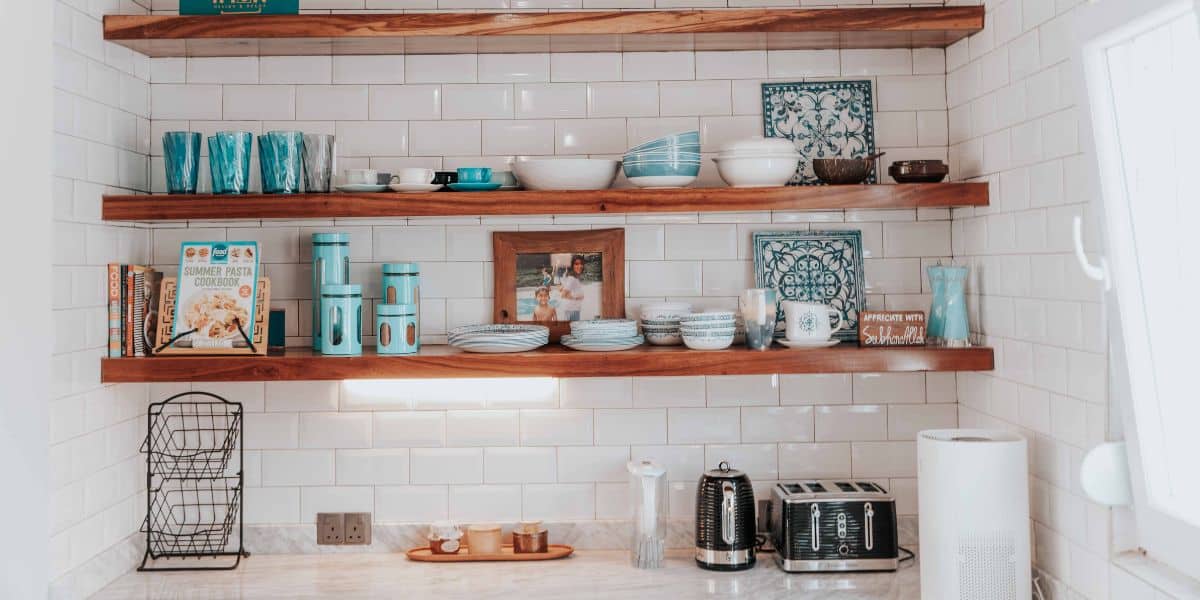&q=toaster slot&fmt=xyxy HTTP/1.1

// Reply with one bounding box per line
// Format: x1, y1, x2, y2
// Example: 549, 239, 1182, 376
856, 482, 880, 493
835, 482, 857, 492
805, 482, 826, 493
